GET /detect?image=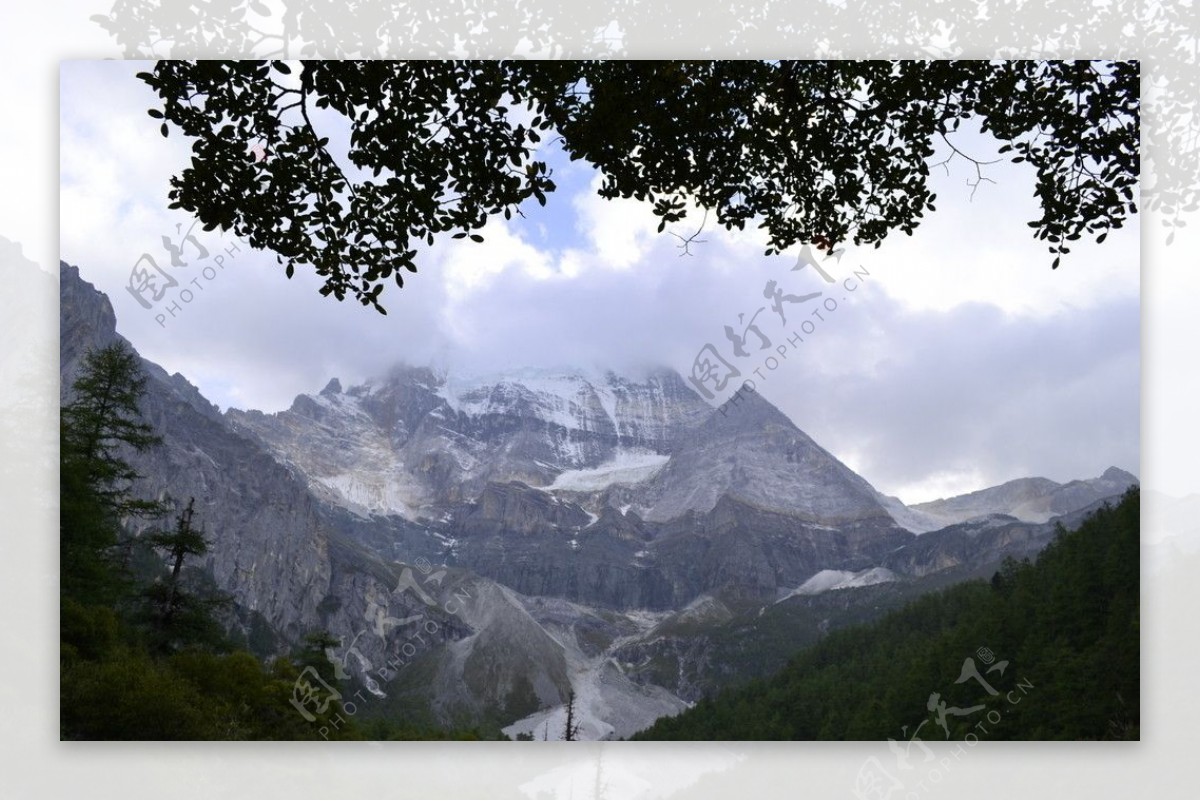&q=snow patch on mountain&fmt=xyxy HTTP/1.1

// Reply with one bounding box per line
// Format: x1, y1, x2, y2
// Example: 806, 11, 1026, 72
437, 368, 604, 426
778, 566, 898, 600
548, 450, 671, 492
